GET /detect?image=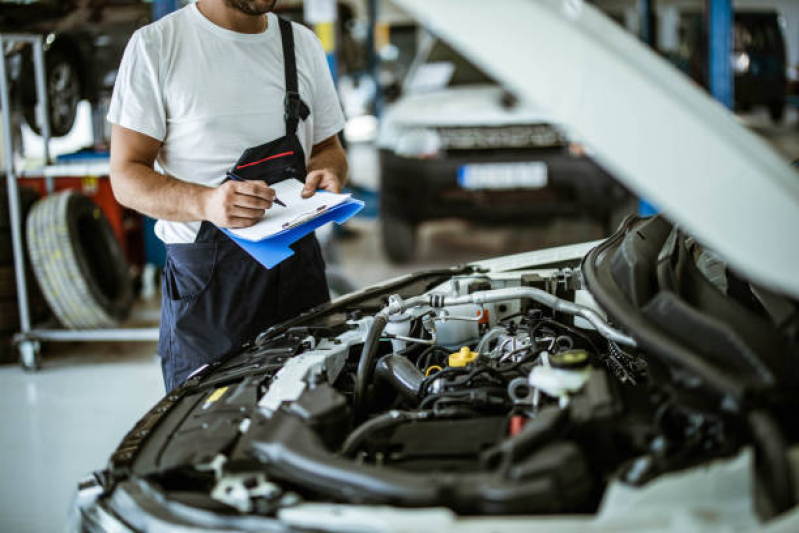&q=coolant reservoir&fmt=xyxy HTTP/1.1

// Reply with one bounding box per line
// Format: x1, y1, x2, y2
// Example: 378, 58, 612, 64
385, 313, 412, 352
429, 276, 494, 347
435, 304, 483, 347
